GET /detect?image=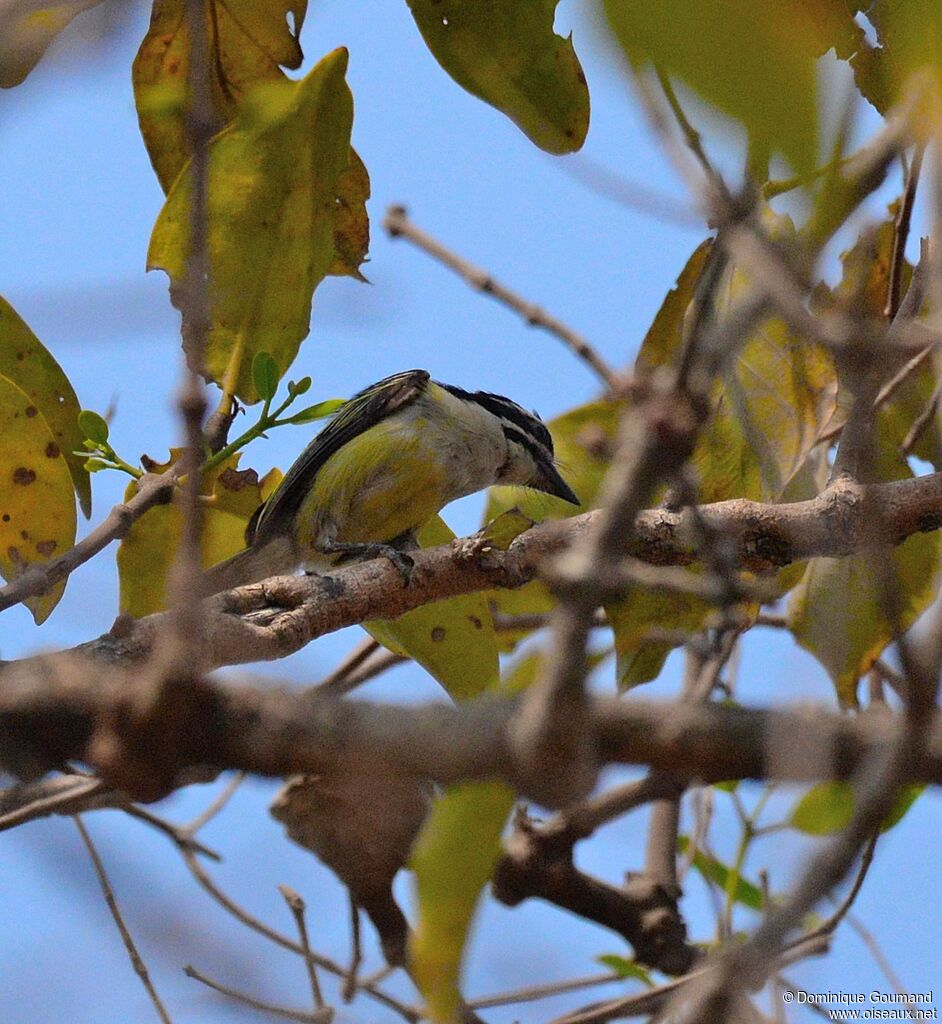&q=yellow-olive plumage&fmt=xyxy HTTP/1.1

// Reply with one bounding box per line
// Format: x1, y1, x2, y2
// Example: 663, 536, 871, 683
203, 370, 577, 594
